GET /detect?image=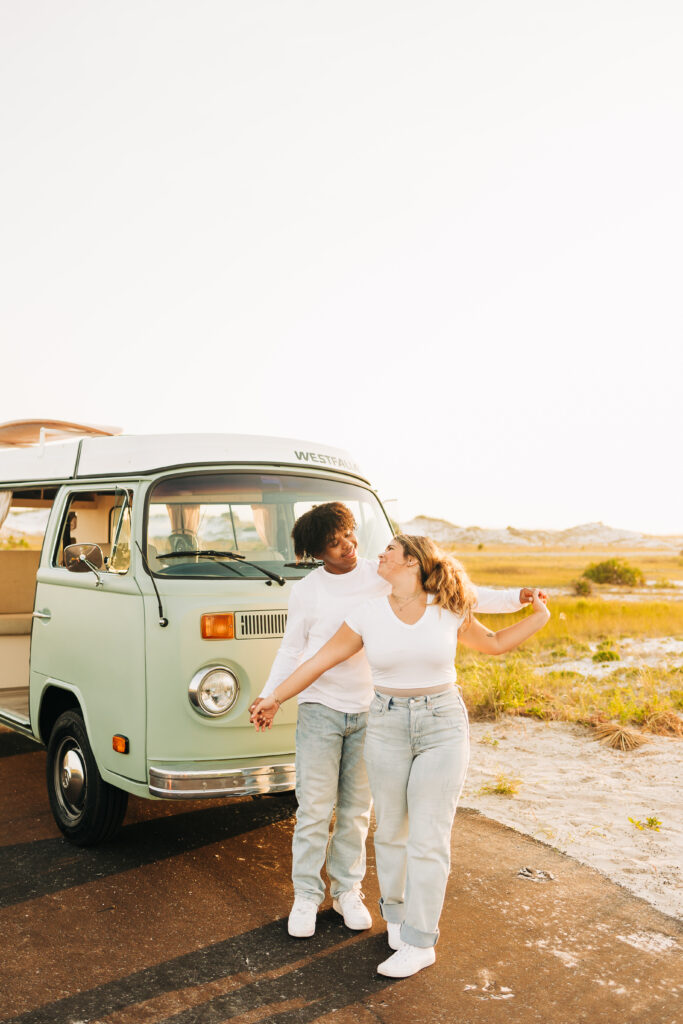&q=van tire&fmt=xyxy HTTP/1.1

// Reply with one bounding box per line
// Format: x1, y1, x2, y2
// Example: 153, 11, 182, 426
46, 710, 128, 845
